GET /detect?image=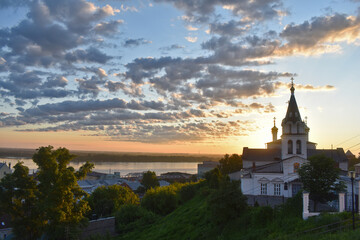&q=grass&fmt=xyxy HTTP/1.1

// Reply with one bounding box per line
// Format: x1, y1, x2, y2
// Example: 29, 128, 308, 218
112, 183, 359, 240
